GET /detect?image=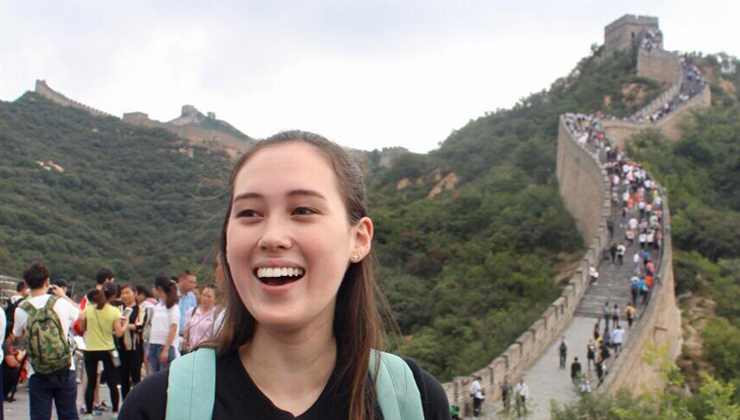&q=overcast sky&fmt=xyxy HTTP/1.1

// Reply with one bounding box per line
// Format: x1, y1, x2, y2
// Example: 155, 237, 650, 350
1, 1, 737, 153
